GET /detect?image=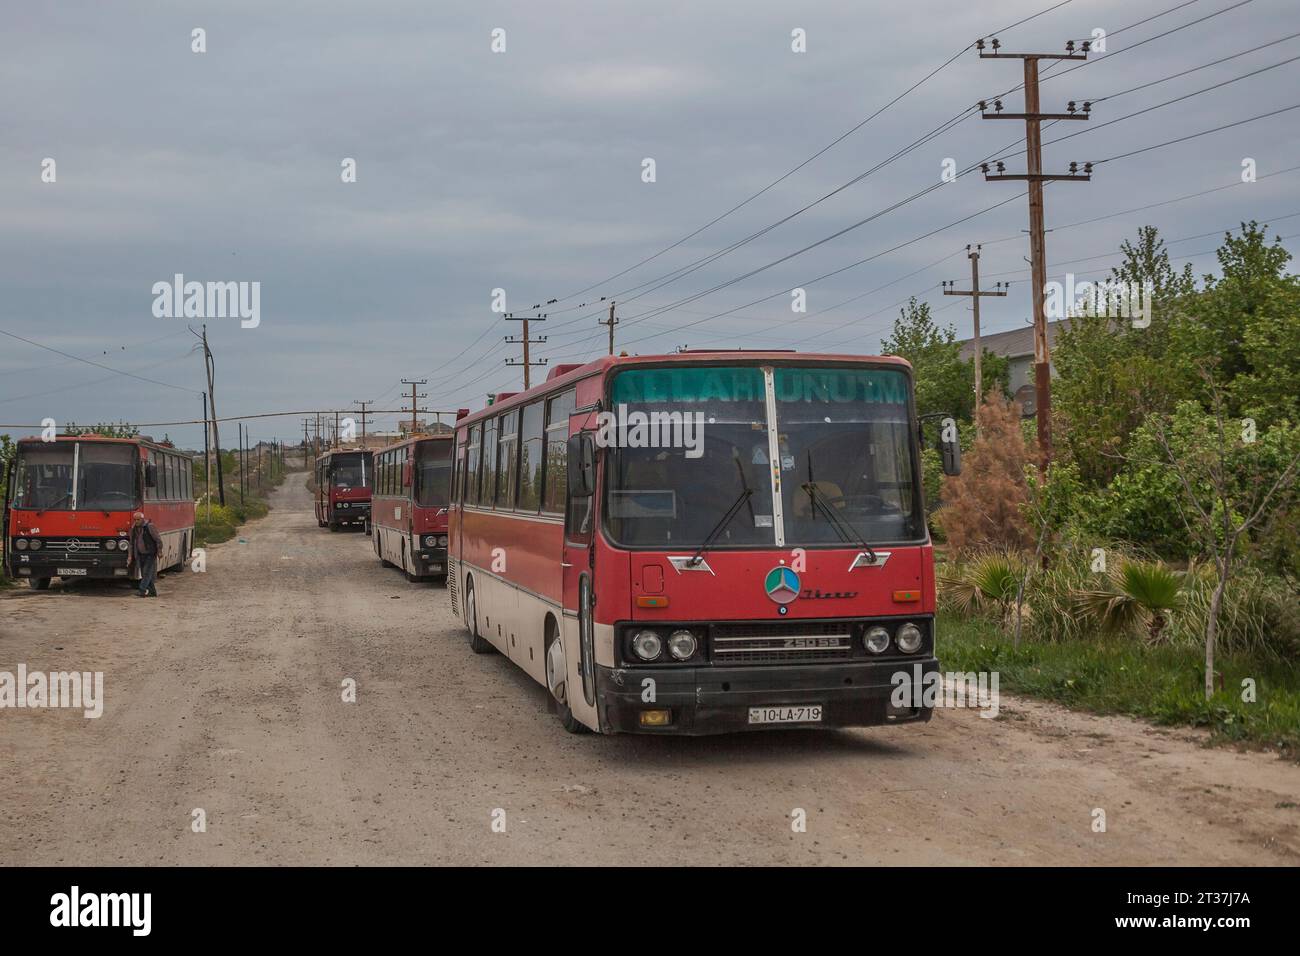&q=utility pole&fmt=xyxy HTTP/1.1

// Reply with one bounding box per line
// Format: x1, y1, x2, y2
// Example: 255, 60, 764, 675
942, 244, 1009, 413
333, 410, 341, 449
195, 324, 225, 505
401, 379, 428, 436
353, 400, 372, 446
977, 36, 1093, 471
599, 301, 619, 356
504, 312, 548, 389
302, 419, 311, 468
201, 392, 211, 521
238, 423, 246, 506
